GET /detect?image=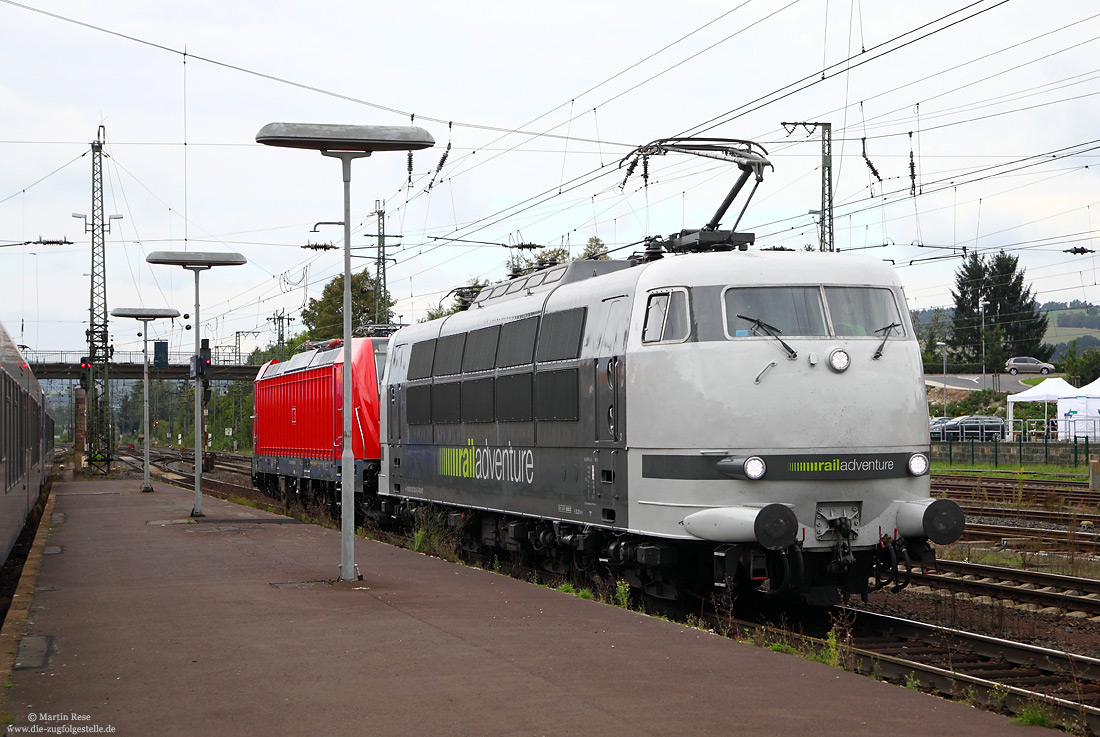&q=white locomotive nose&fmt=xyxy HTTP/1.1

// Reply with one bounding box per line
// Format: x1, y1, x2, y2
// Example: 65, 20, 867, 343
682, 504, 798, 550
